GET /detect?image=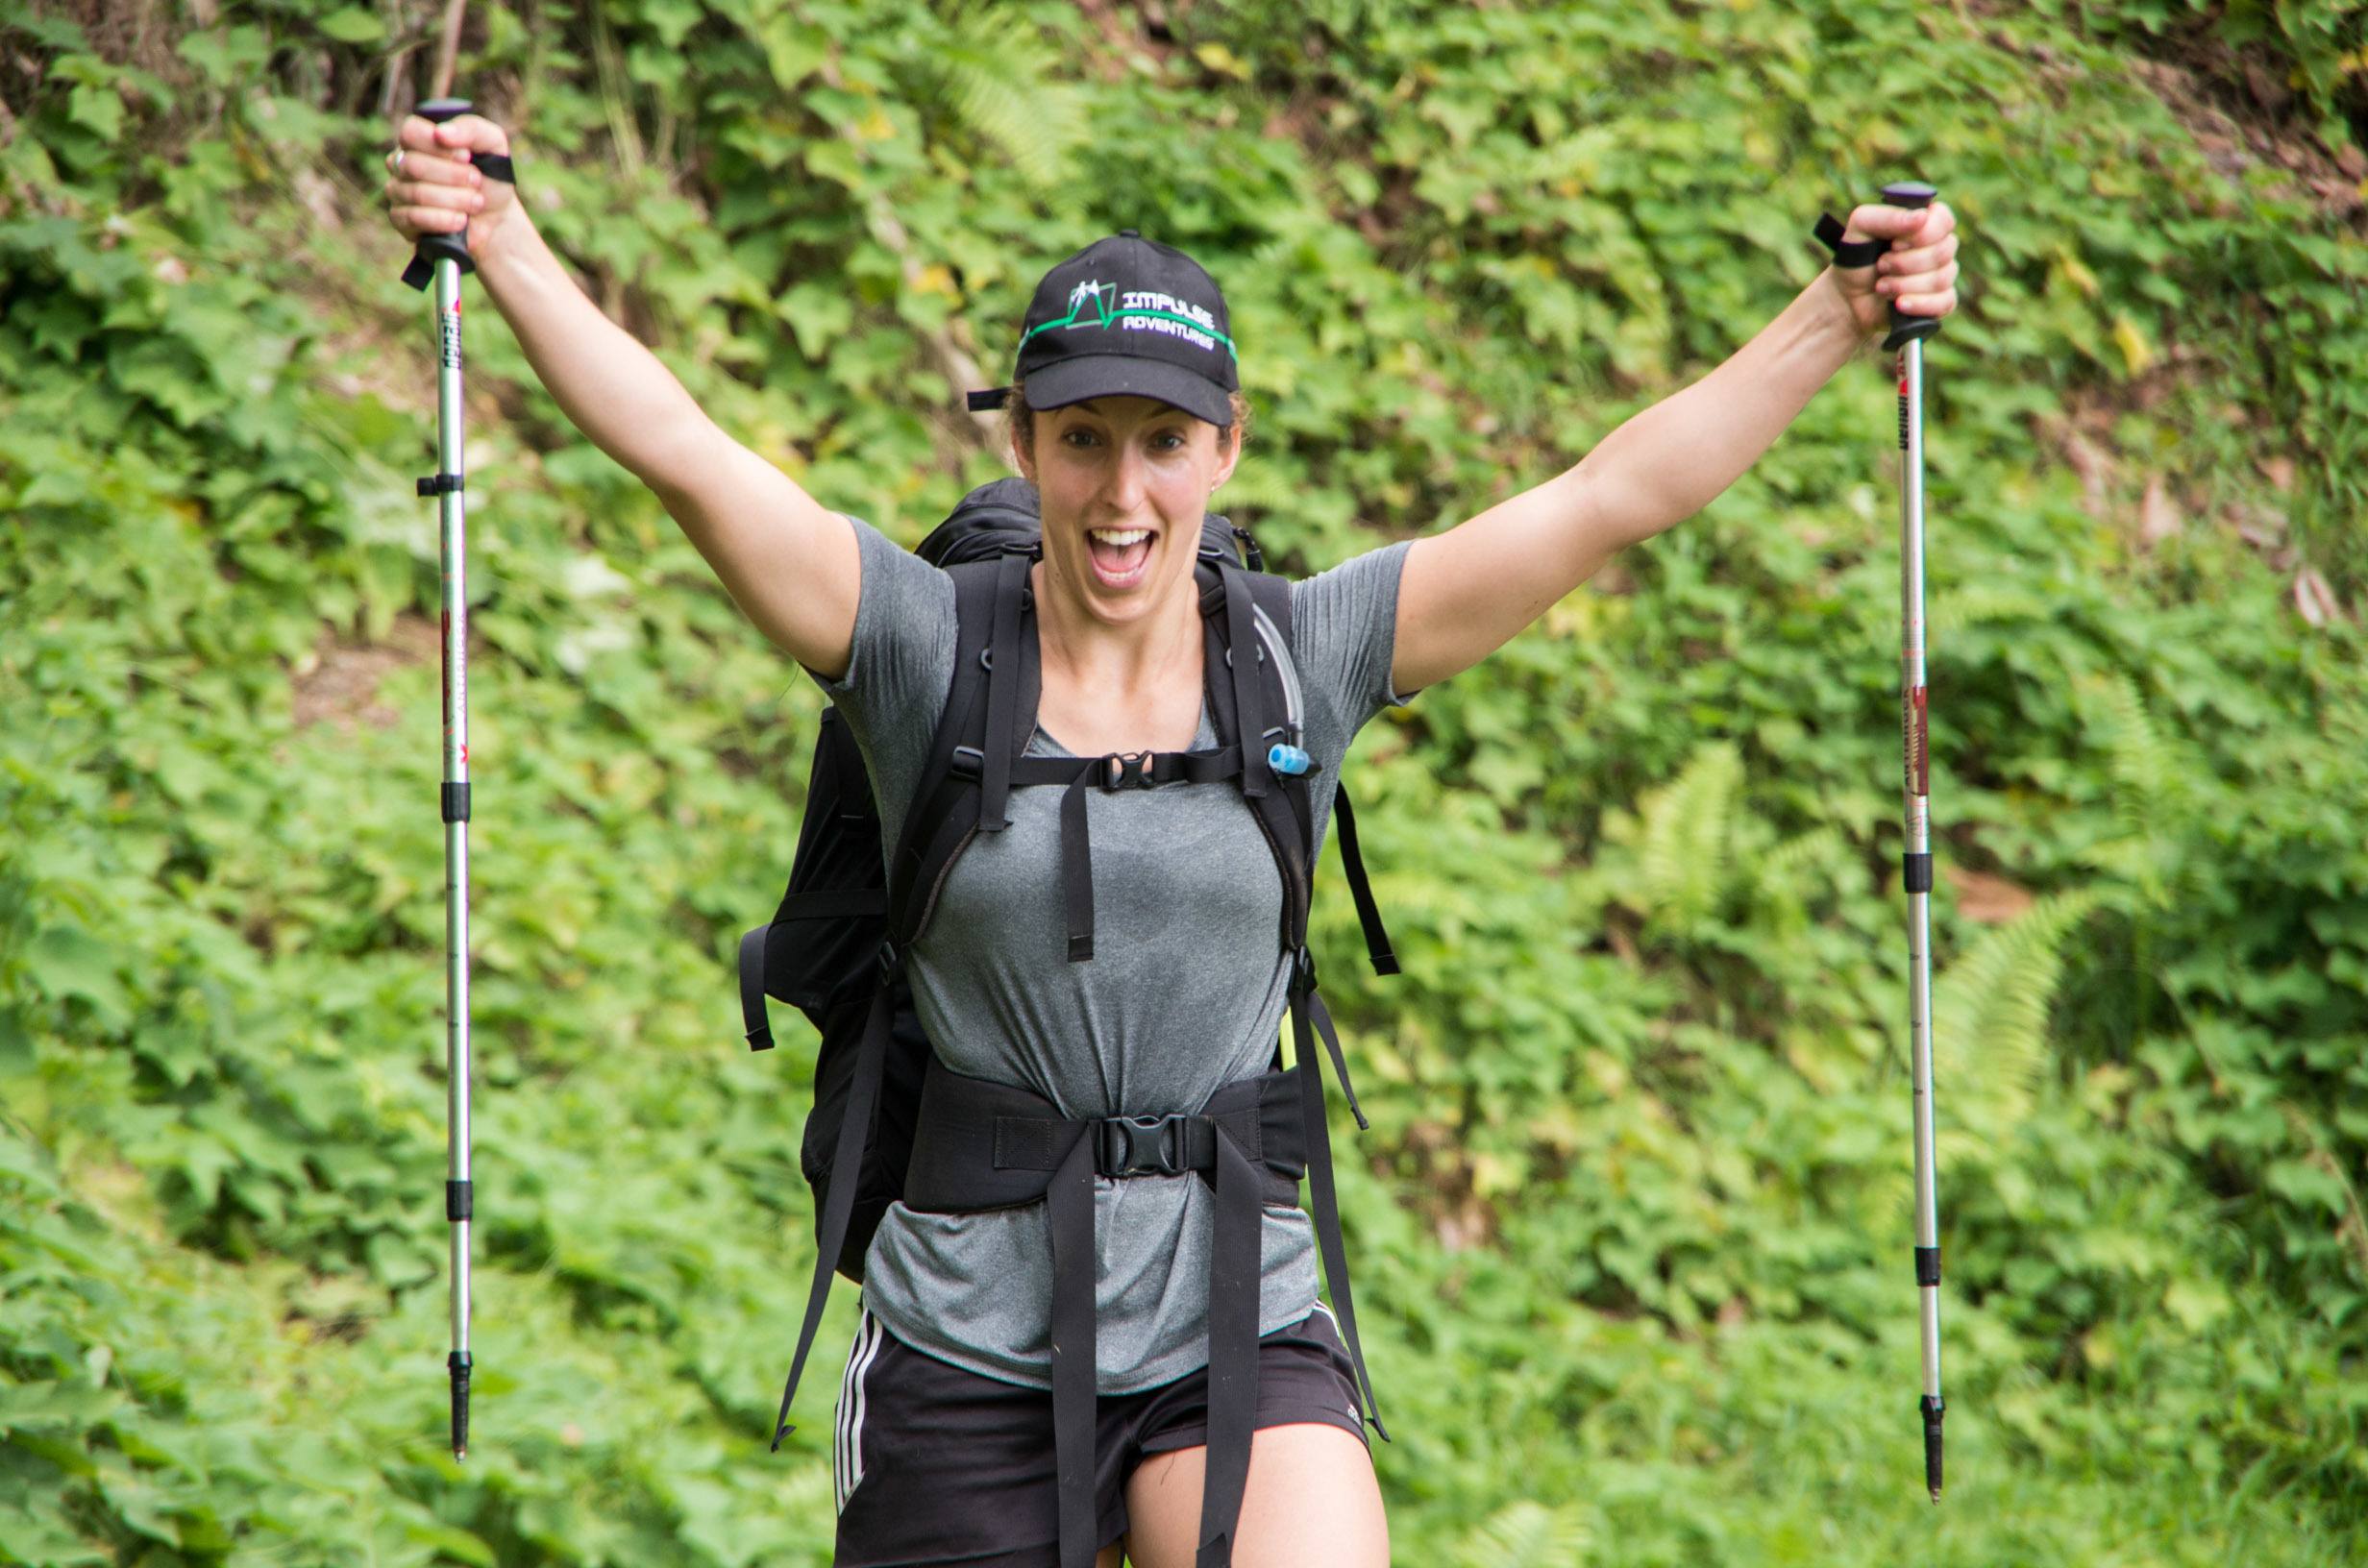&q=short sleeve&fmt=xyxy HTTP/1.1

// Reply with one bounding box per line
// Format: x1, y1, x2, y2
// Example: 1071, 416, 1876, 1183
803, 513, 958, 845
1287, 538, 1418, 752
